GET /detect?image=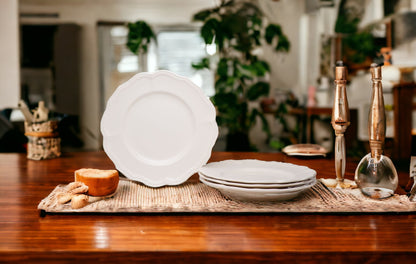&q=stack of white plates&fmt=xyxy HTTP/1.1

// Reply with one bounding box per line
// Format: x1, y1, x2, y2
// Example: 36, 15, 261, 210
198, 159, 316, 202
